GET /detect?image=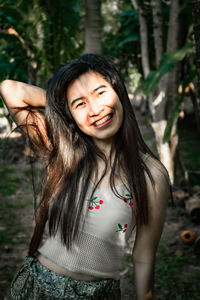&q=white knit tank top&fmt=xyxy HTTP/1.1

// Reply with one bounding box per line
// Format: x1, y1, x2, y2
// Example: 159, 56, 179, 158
38, 181, 135, 279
